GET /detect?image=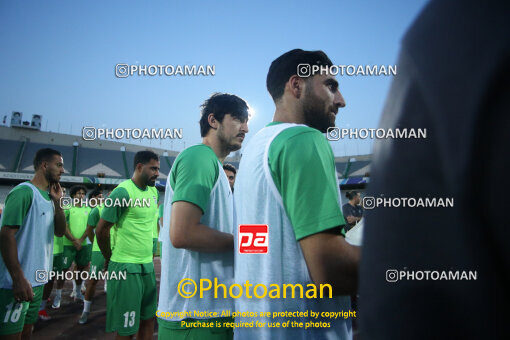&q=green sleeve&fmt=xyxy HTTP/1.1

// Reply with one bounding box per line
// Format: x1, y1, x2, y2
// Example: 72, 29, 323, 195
170, 145, 219, 213
158, 203, 164, 218
101, 187, 130, 223
1, 186, 33, 227
268, 127, 346, 240
87, 207, 100, 227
